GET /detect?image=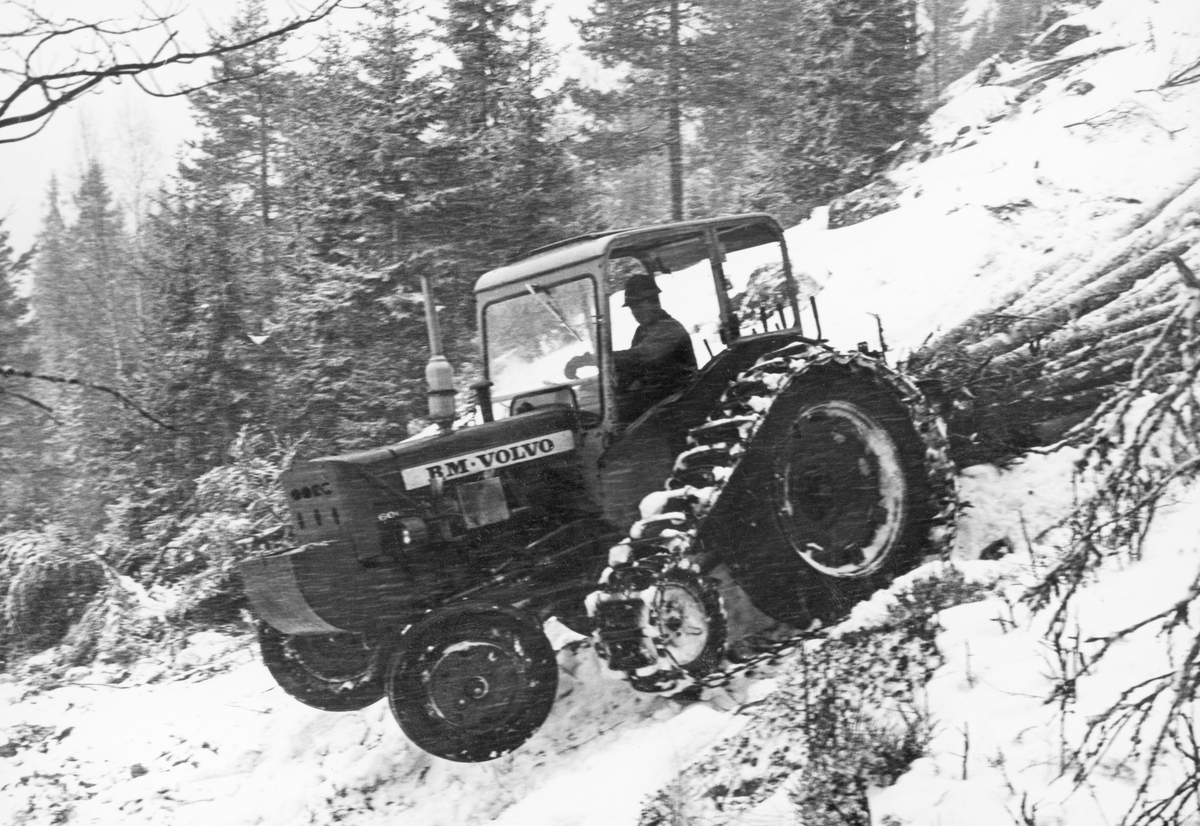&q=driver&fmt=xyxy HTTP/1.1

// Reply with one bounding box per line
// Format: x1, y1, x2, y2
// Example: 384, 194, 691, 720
612, 272, 697, 419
